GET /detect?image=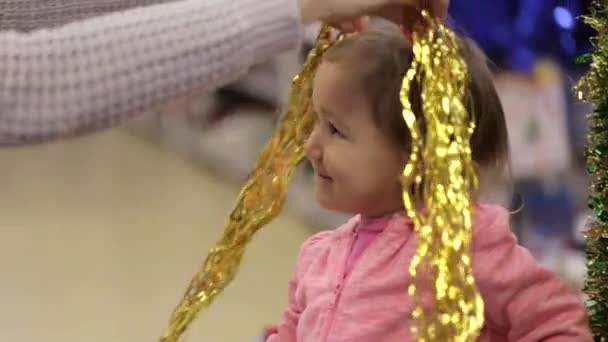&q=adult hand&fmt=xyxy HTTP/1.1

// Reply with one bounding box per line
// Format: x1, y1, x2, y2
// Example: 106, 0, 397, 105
372, 0, 450, 32
298, 0, 450, 32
